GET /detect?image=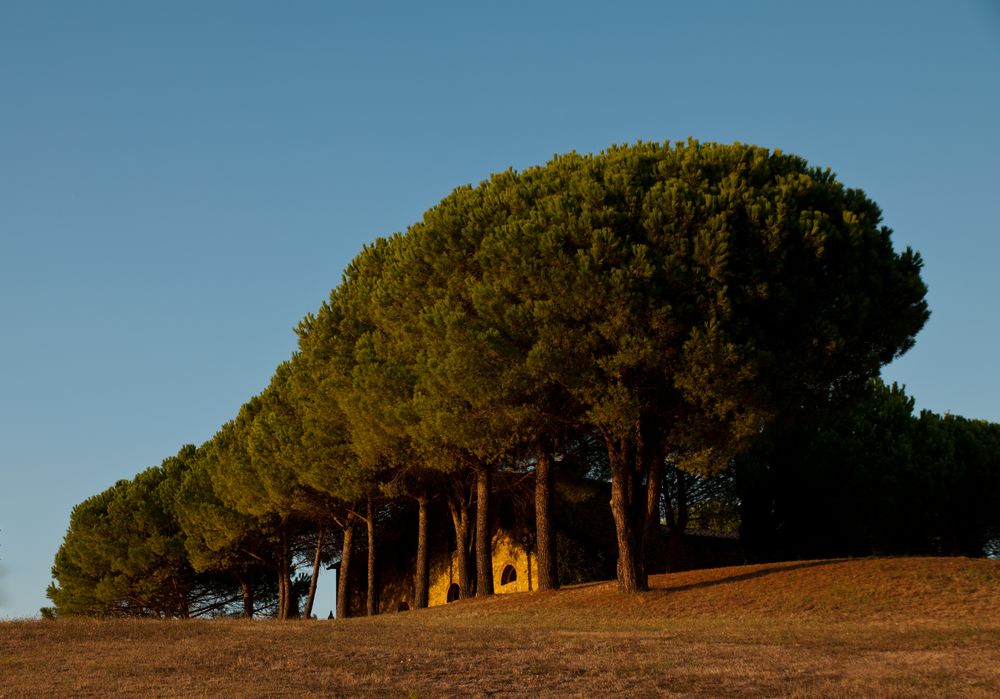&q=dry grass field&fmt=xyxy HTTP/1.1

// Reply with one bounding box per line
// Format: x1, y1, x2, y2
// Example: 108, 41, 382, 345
4, 557, 1000, 697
